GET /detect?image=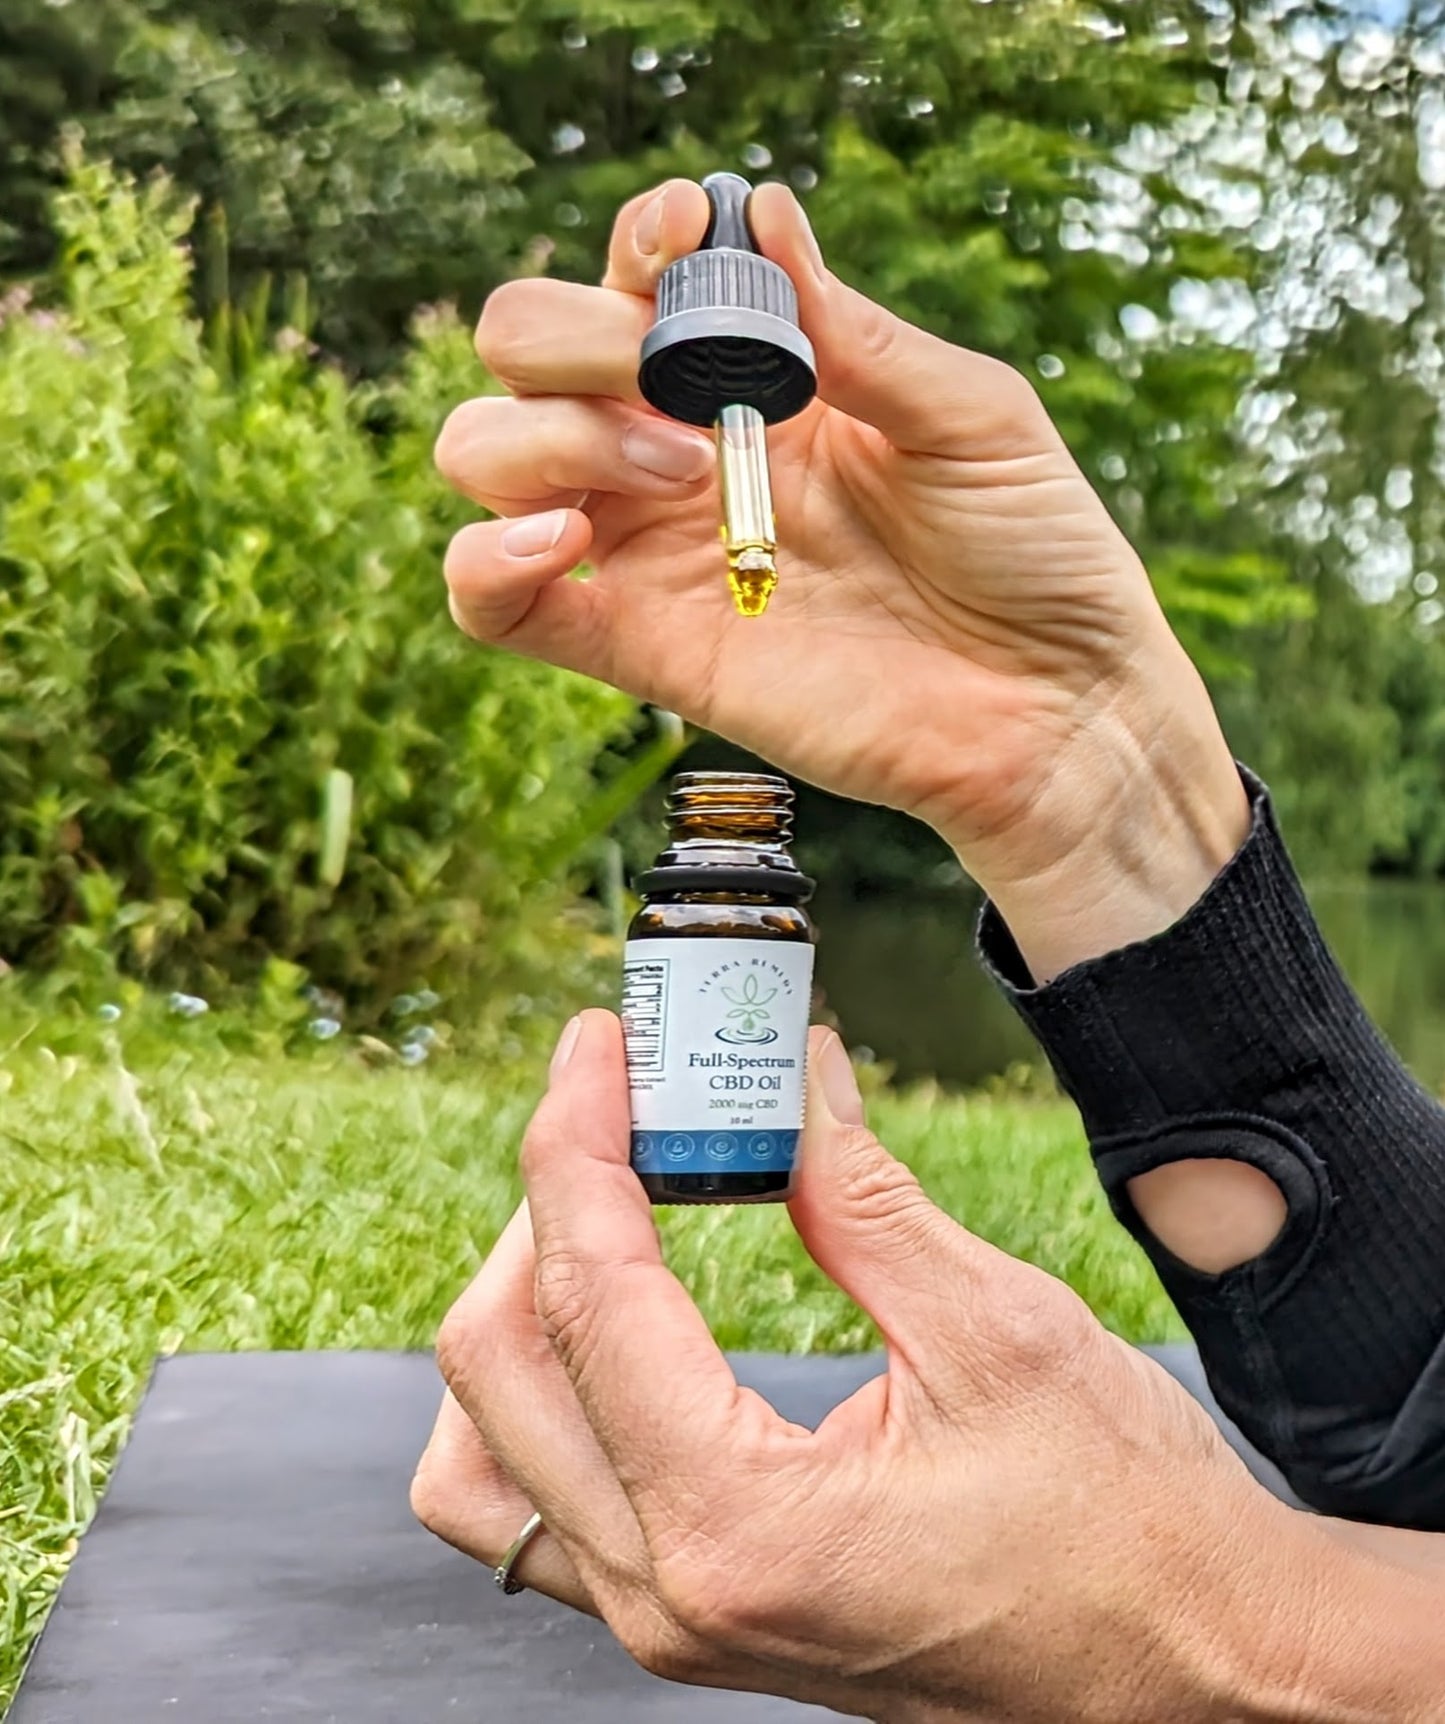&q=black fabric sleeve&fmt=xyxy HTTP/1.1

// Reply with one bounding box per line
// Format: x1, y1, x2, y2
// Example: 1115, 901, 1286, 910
978, 768, 1445, 1530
